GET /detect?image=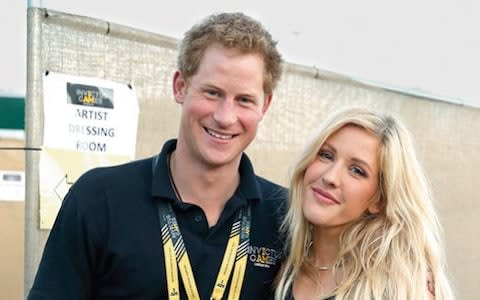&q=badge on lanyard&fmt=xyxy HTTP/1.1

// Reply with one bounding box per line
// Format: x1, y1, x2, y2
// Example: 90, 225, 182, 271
158, 201, 251, 300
